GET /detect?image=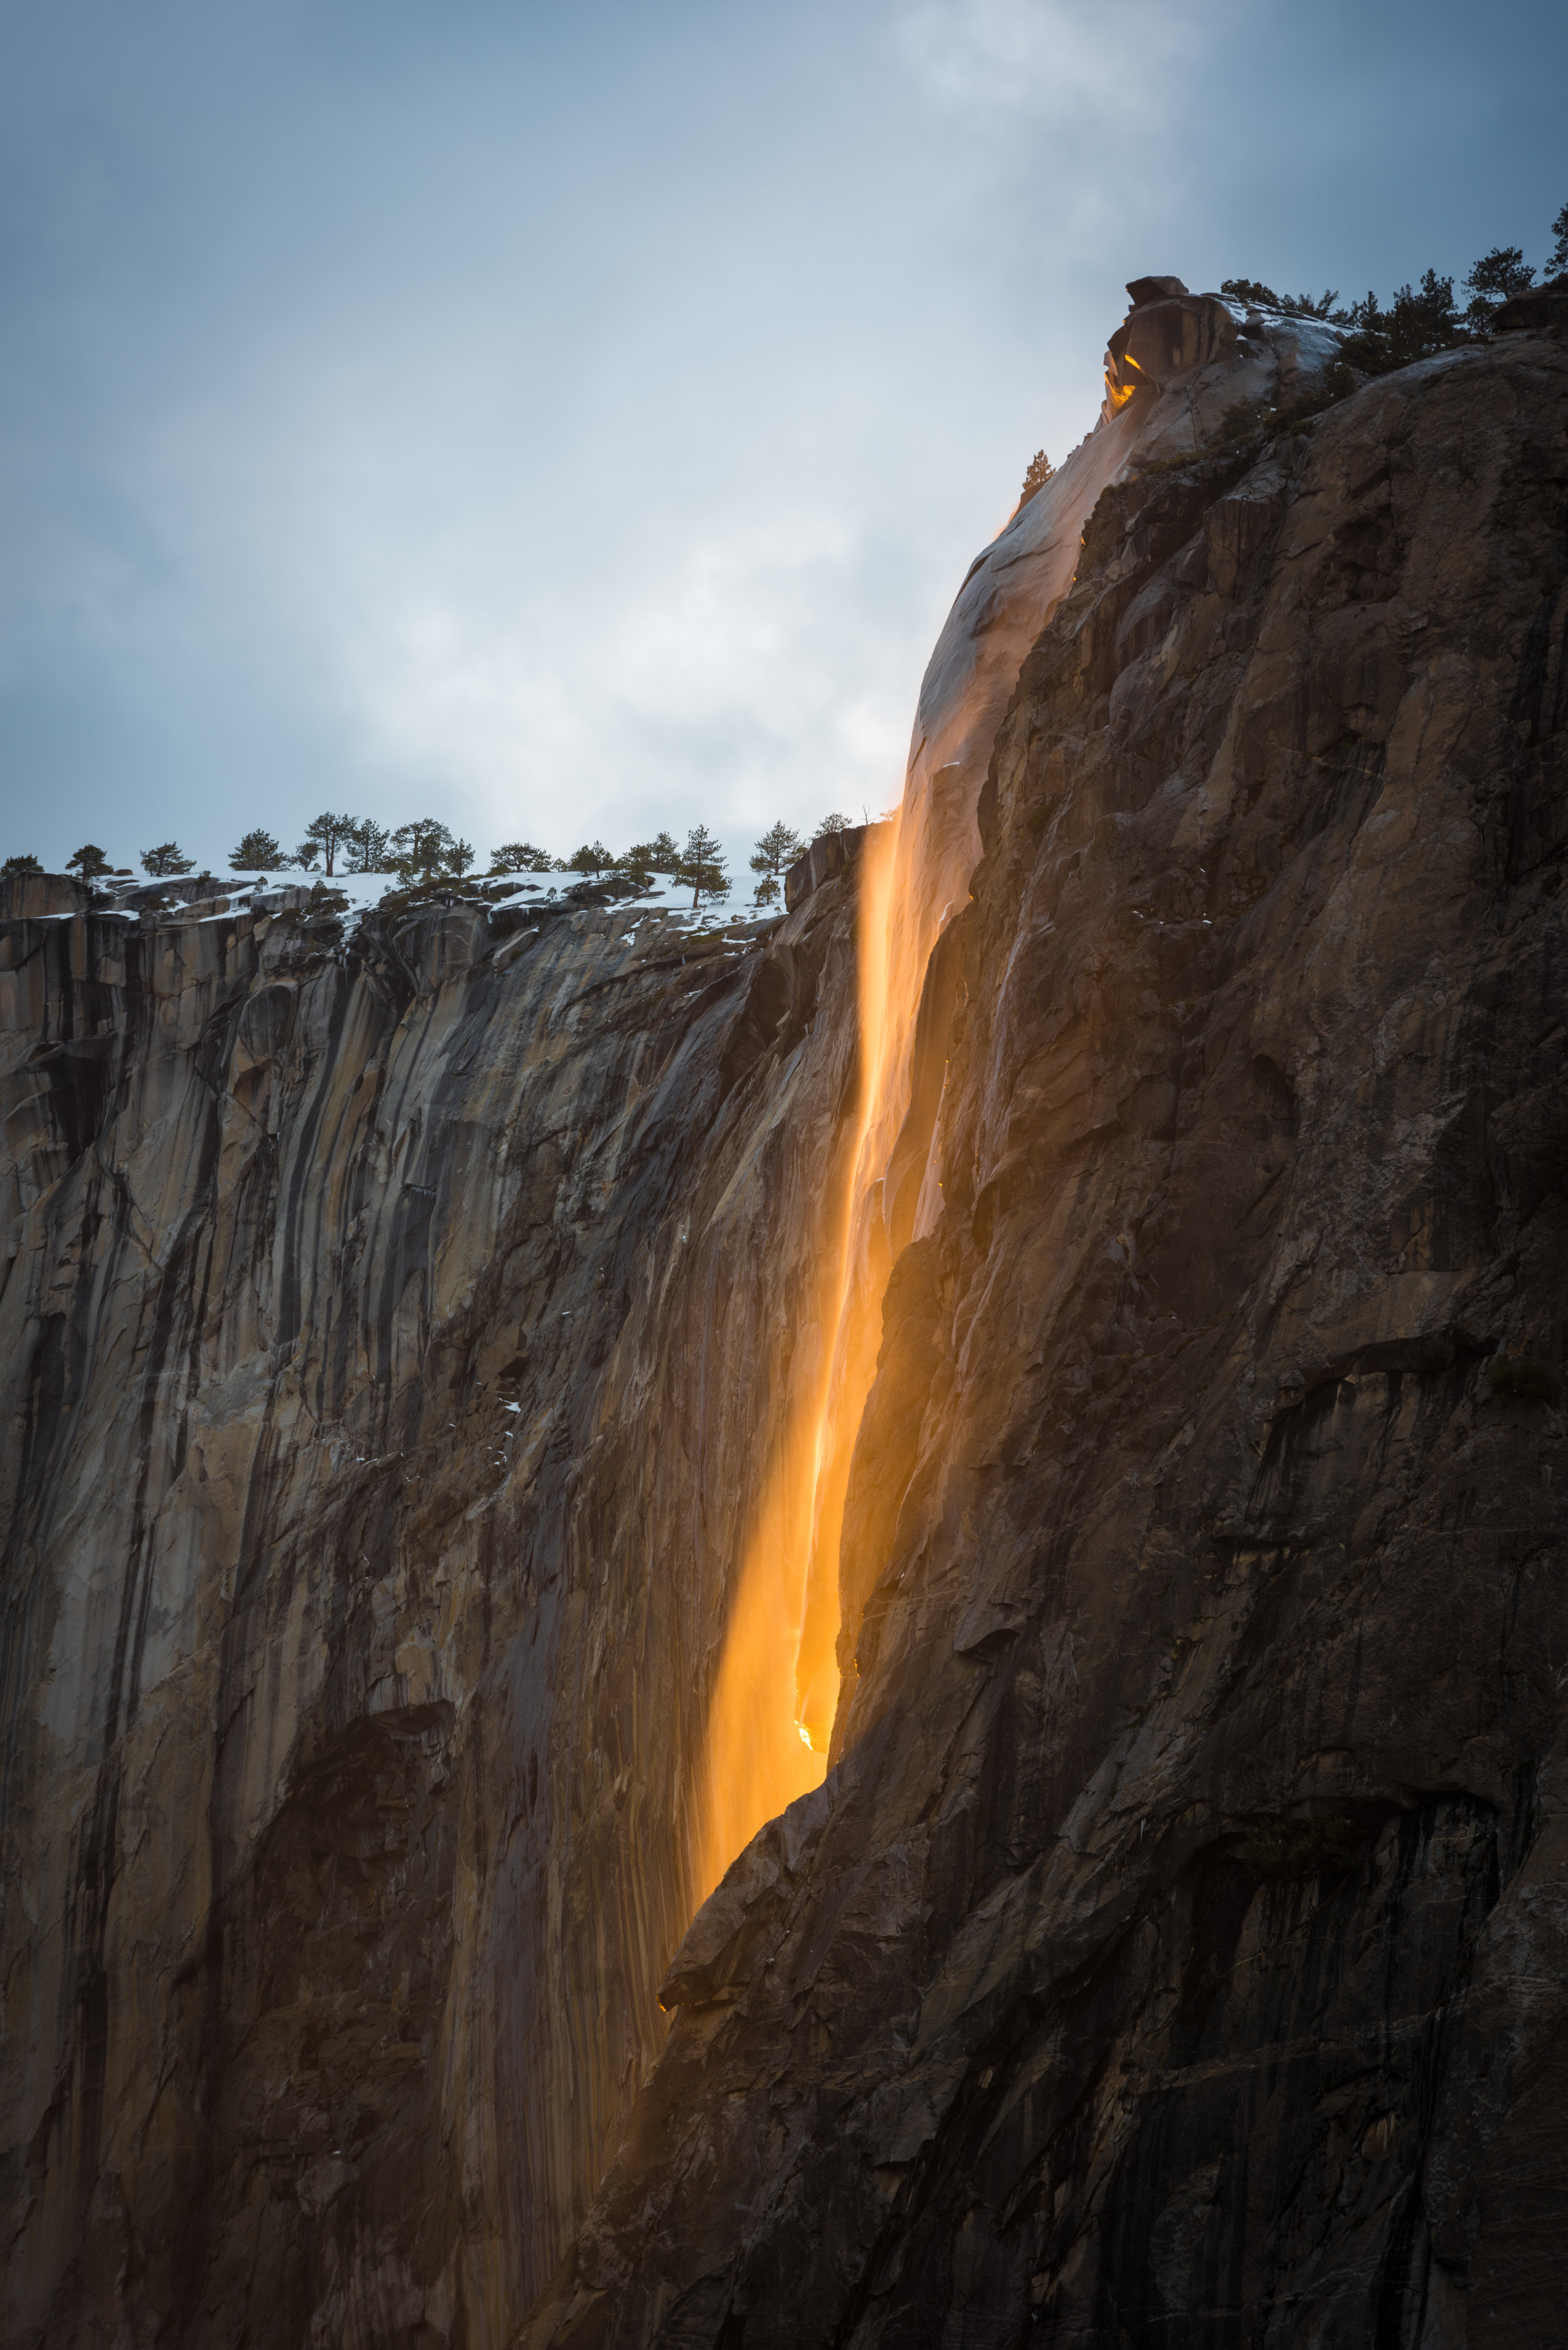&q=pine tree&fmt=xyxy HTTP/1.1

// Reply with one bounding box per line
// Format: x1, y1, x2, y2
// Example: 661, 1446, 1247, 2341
625, 831, 681, 873
1465, 245, 1535, 302
388, 818, 467, 886
1337, 272, 1469, 373
66, 844, 112, 879
749, 820, 803, 908
142, 843, 196, 876
1463, 245, 1535, 332
343, 819, 391, 873
1017, 450, 1055, 508
566, 840, 614, 876
1547, 201, 1568, 279
679, 824, 729, 912
1390, 270, 1466, 363
1221, 279, 1338, 319
230, 828, 282, 869
813, 812, 852, 839
295, 812, 358, 876
2, 853, 43, 876
489, 840, 558, 874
